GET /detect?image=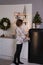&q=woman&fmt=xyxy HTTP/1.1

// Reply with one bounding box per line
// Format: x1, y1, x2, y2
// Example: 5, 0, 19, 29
11, 19, 28, 65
